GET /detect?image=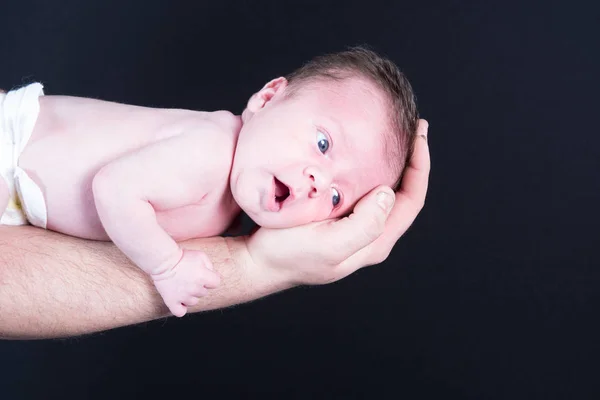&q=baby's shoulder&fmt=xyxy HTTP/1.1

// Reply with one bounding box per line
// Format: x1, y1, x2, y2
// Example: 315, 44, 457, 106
209, 110, 243, 134
174, 111, 239, 171
179, 110, 239, 149
177, 110, 240, 137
